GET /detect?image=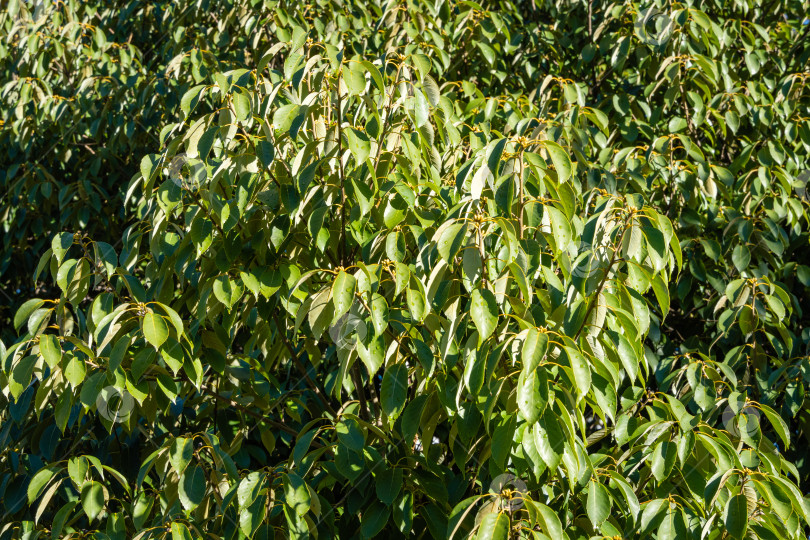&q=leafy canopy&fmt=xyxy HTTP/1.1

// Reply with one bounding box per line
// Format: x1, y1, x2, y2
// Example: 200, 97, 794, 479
2, 0, 810, 539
